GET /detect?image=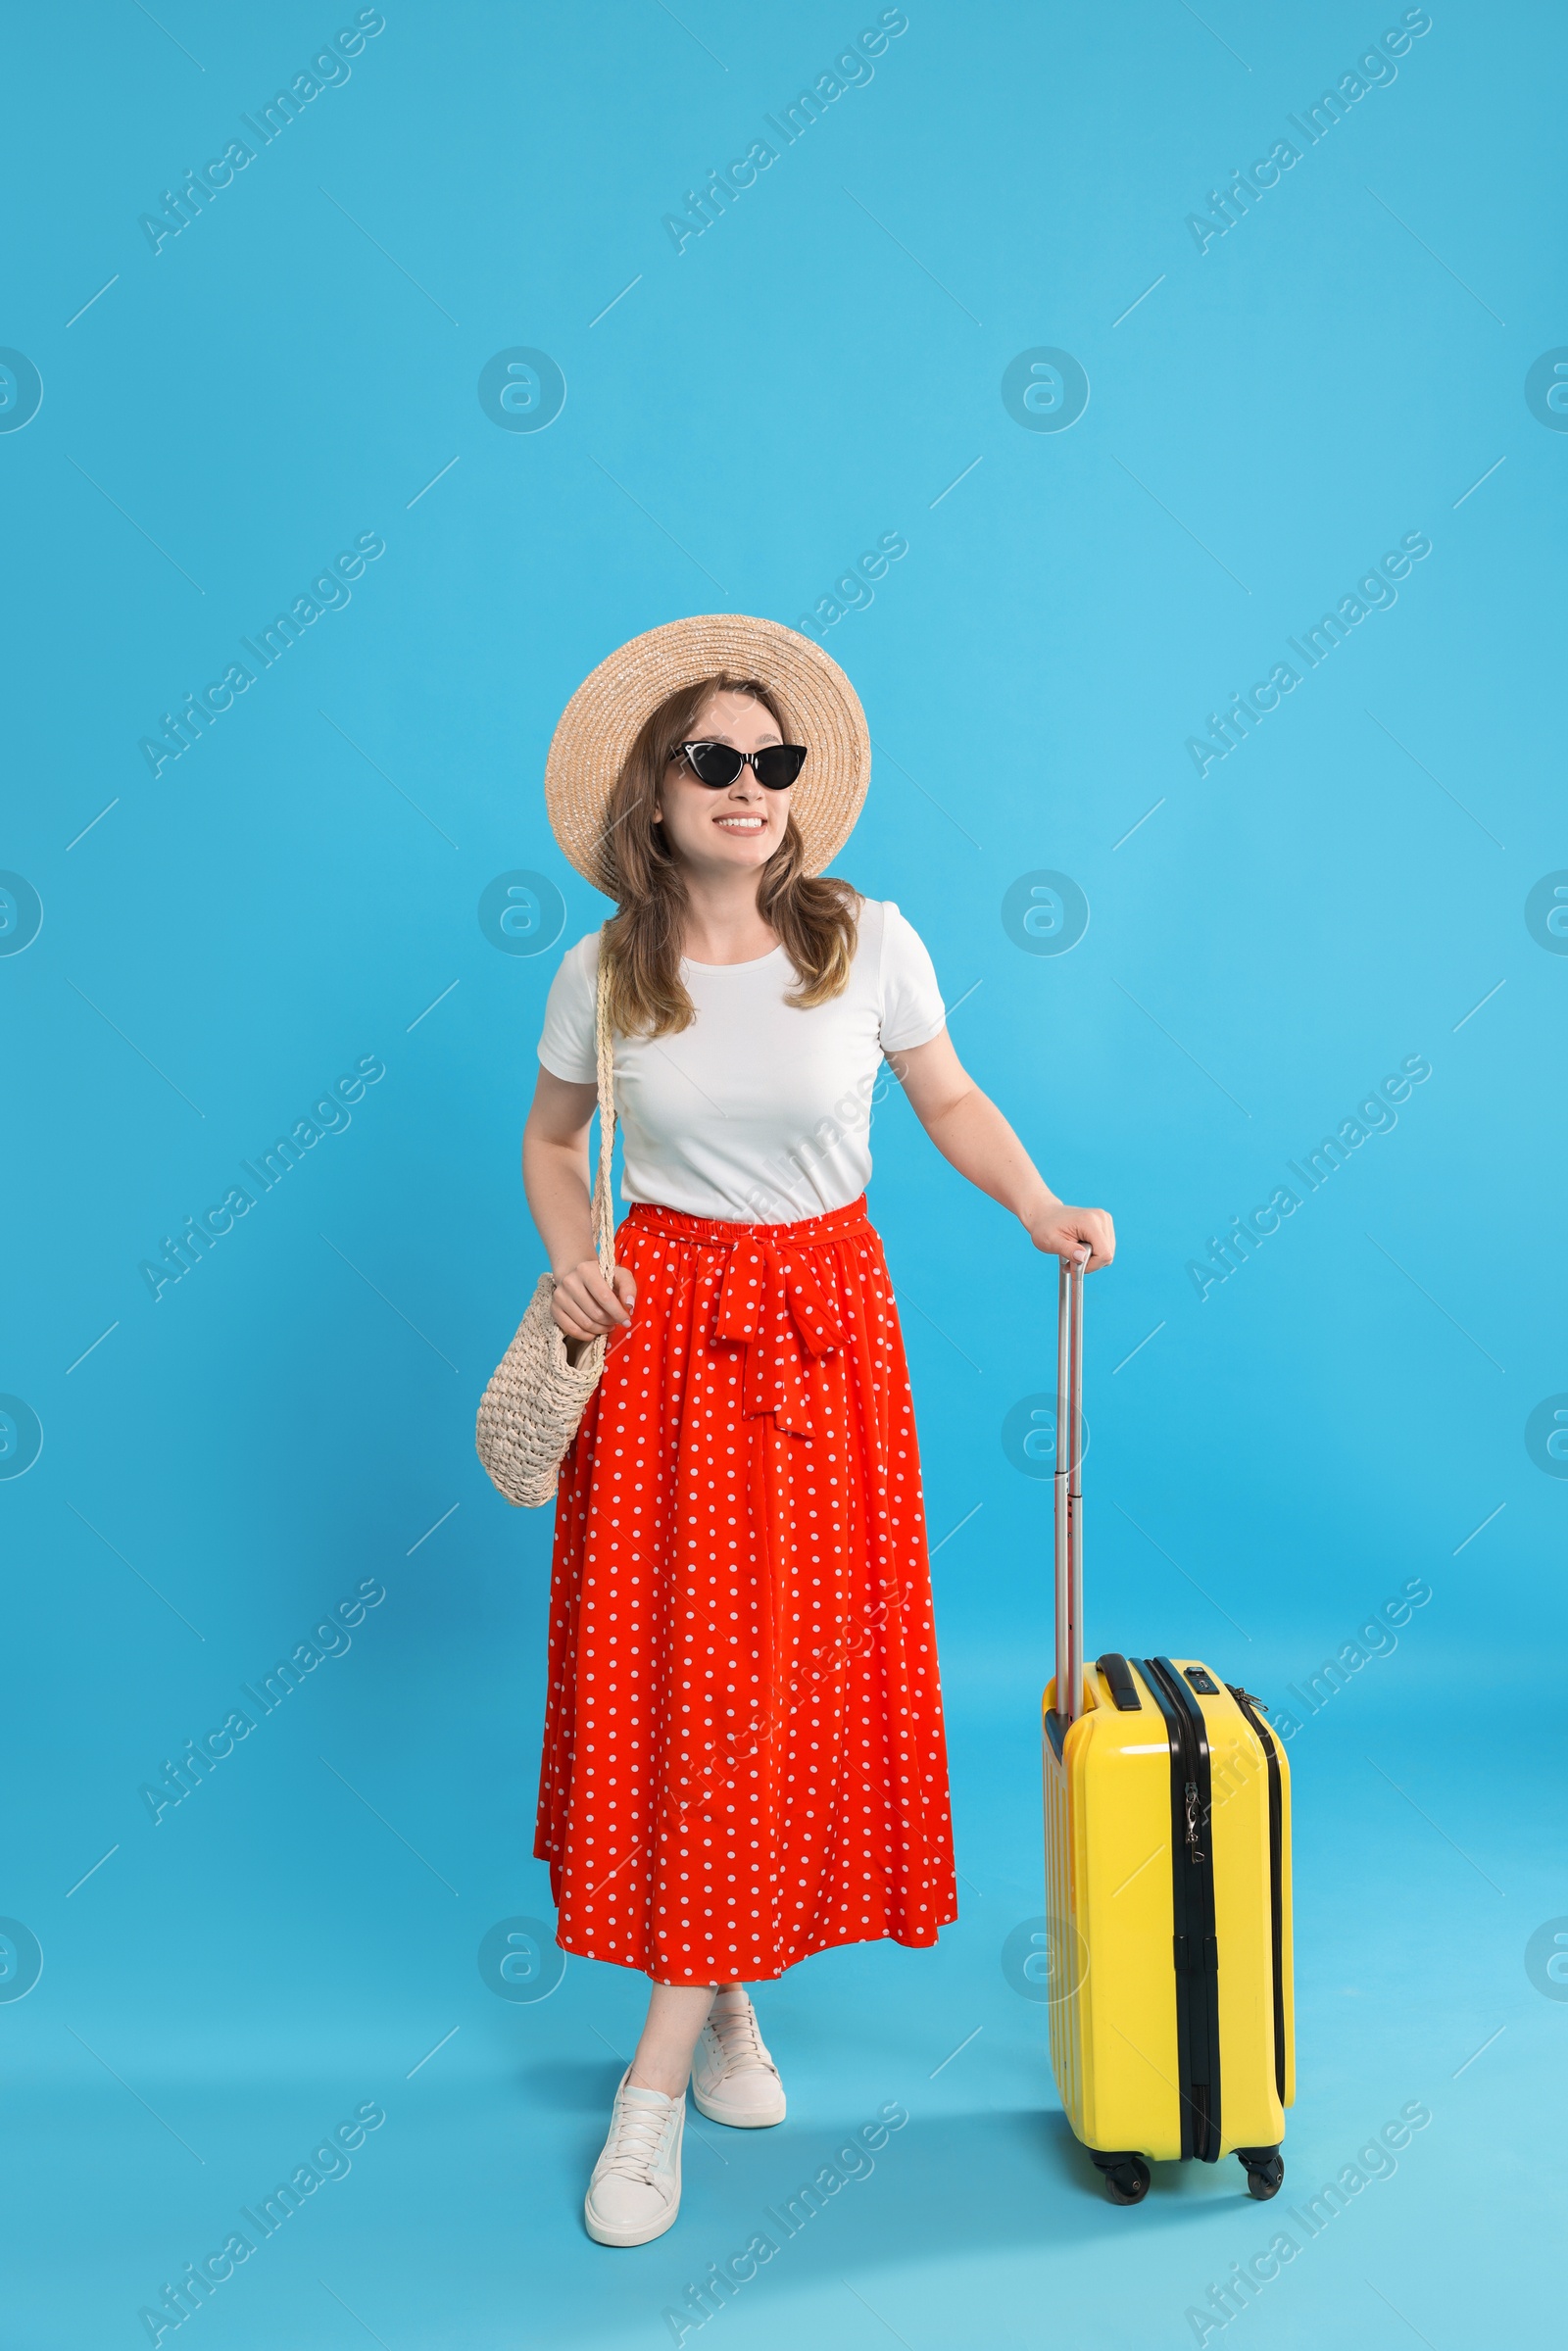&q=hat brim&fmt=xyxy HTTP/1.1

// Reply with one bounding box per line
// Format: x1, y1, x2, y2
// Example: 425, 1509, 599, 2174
544, 614, 869, 896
